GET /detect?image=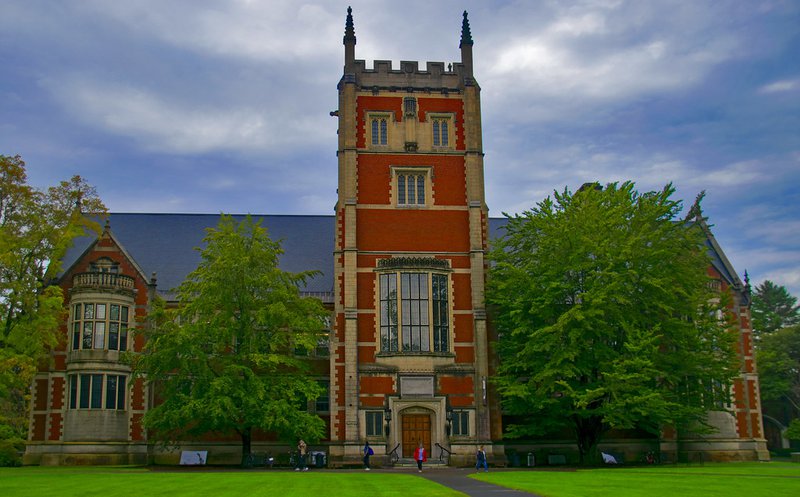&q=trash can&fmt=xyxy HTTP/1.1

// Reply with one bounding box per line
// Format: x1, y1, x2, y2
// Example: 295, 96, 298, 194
527, 452, 535, 467
511, 452, 520, 467
315, 452, 325, 468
